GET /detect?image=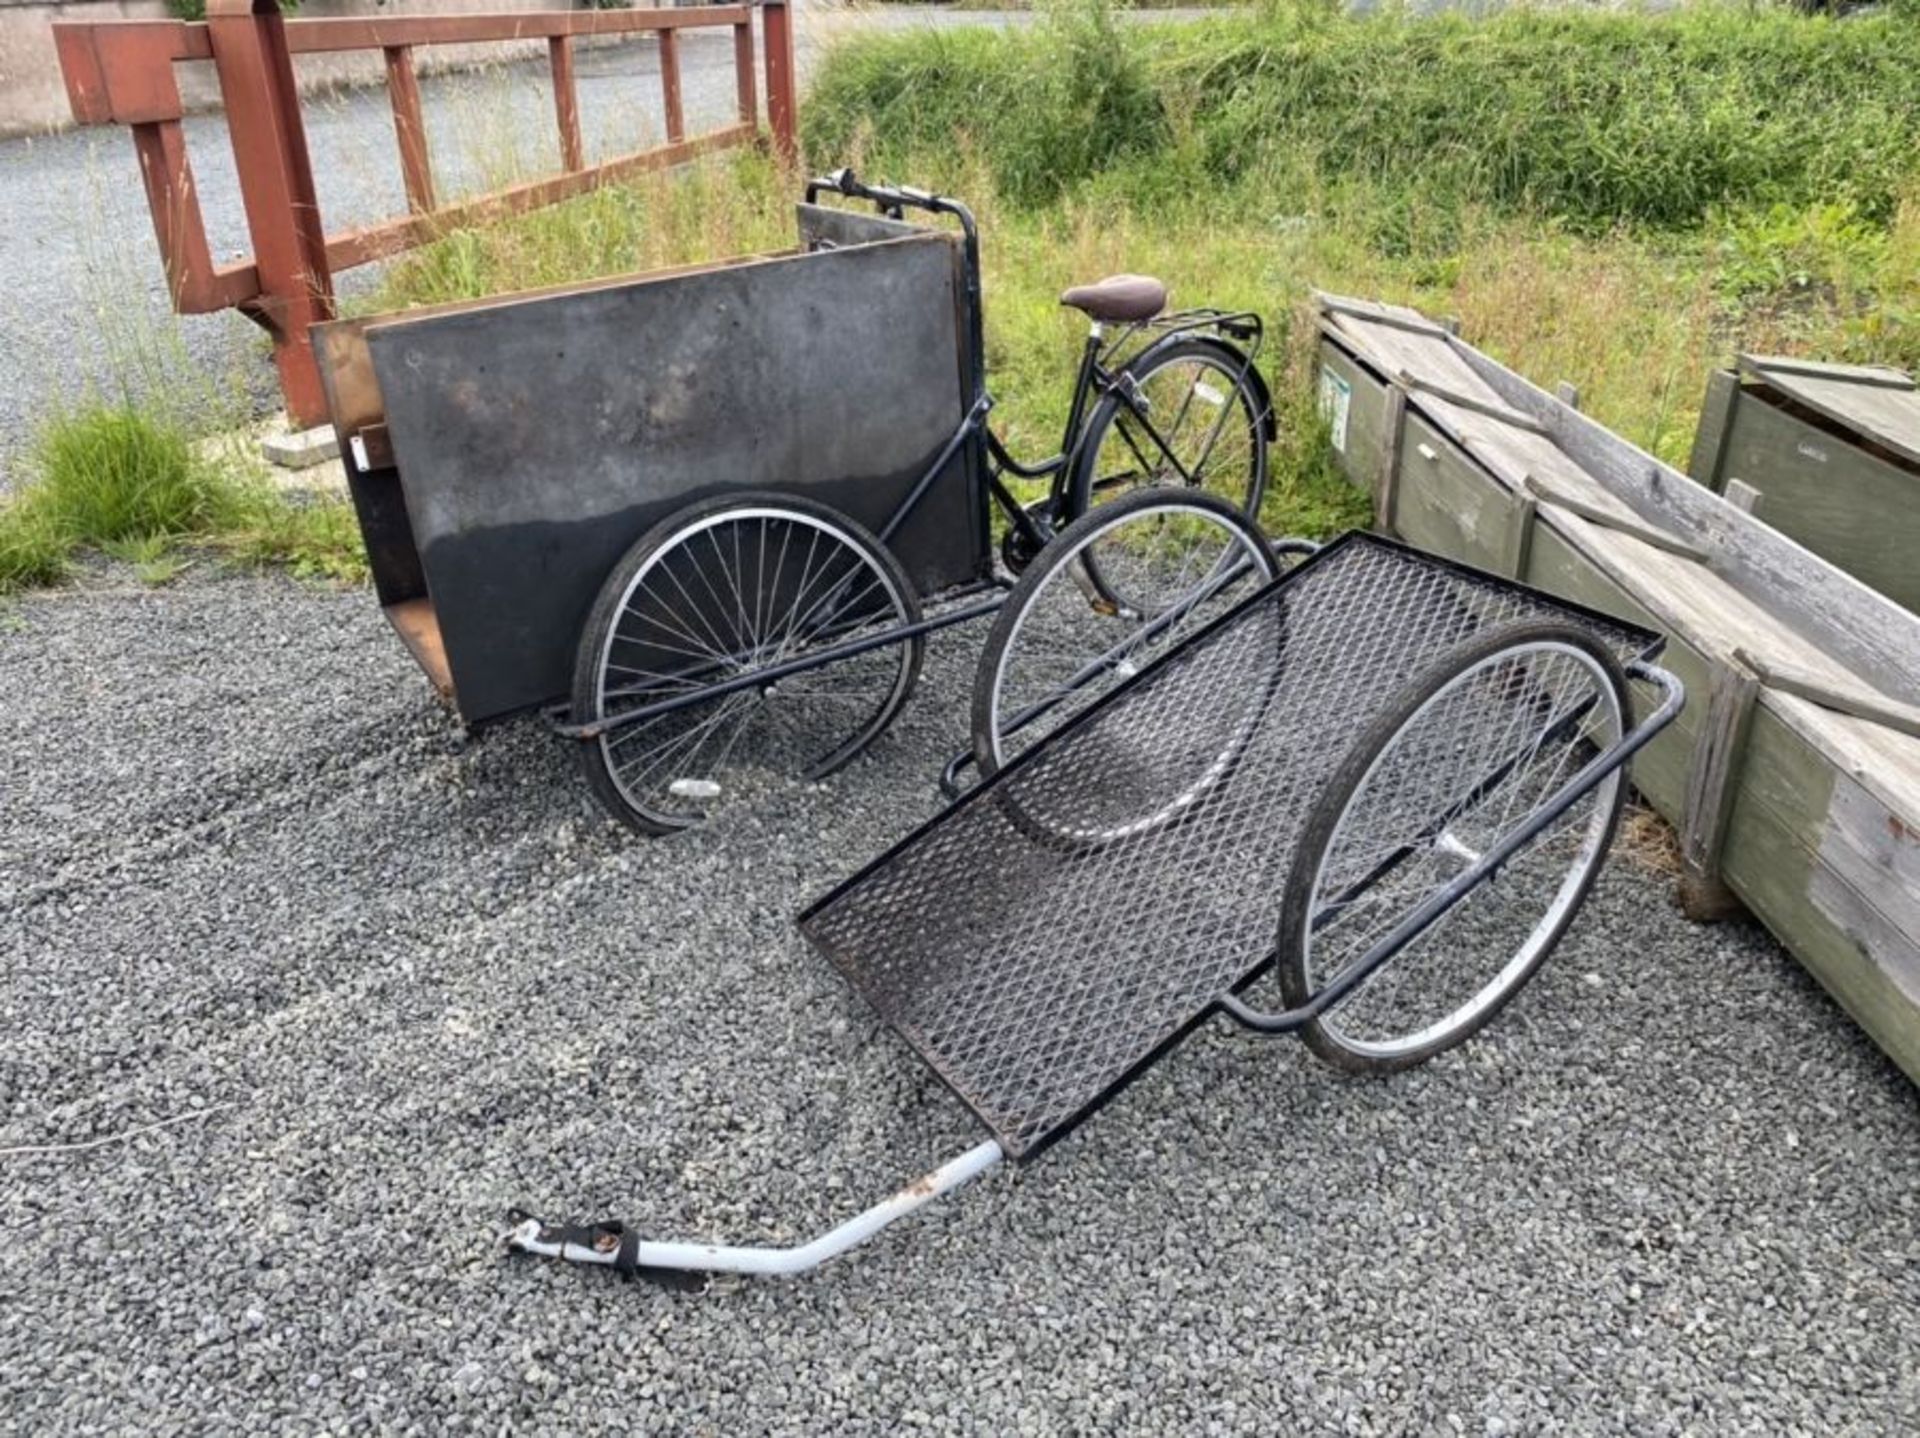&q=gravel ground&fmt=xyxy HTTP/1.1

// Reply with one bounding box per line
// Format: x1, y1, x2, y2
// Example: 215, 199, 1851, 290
2, 562, 1917, 1434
